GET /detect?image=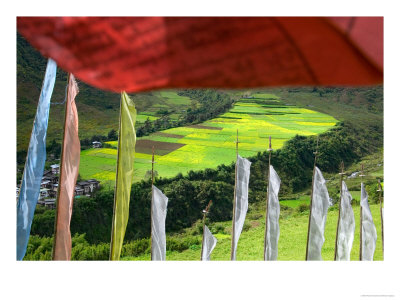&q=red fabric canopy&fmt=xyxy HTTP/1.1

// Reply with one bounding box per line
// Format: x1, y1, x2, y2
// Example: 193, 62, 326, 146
17, 17, 383, 93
